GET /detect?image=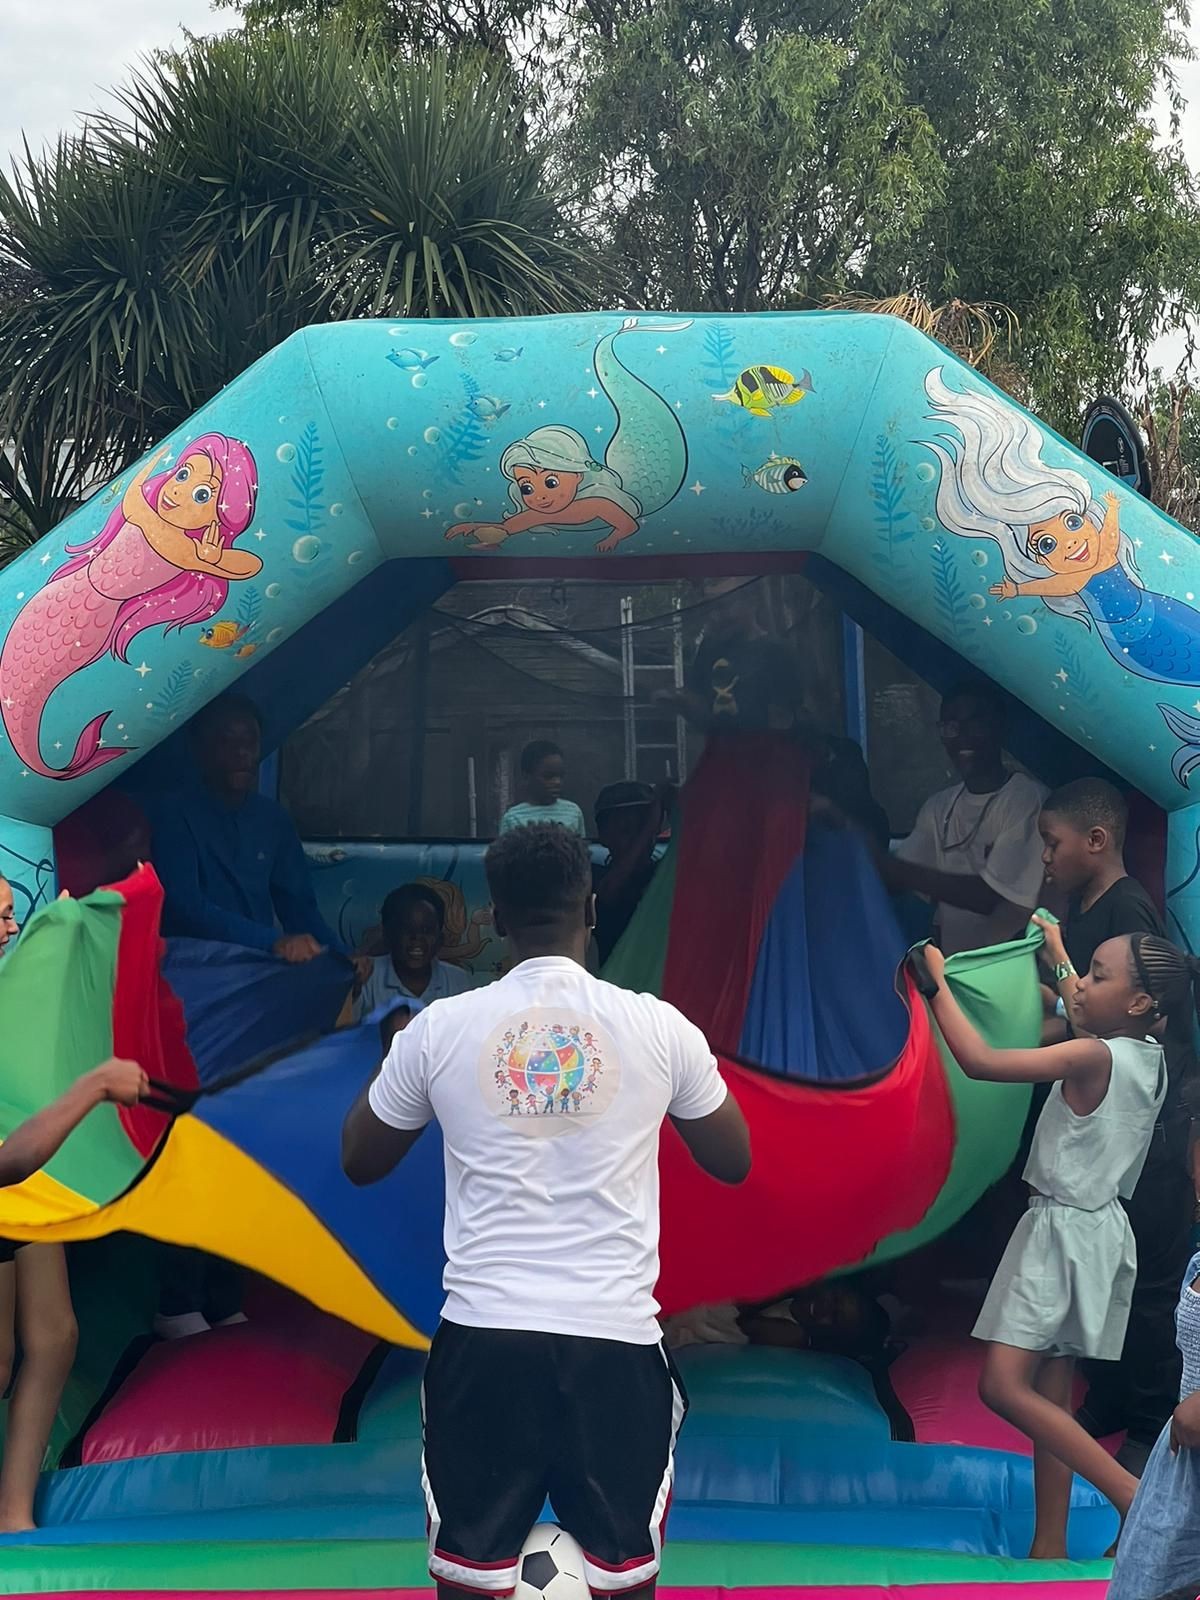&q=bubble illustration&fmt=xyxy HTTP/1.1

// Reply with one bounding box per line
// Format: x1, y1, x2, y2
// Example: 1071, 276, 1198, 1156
972, 550, 988, 567
916, 461, 935, 482
449, 331, 477, 348
407, 445, 418, 456
265, 582, 281, 599
1002, 610, 1013, 621
1016, 615, 1038, 635
292, 535, 321, 564
423, 426, 441, 445
454, 502, 473, 518
921, 516, 936, 532
968, 593, 986, 609
422, 489, 432, 499
411, 372, 429, 390
276, 442, 296, 464
267, 628, 284, 644
329, 502, 344, 518
386, 417, 400, 430
348, 550, 364, 565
